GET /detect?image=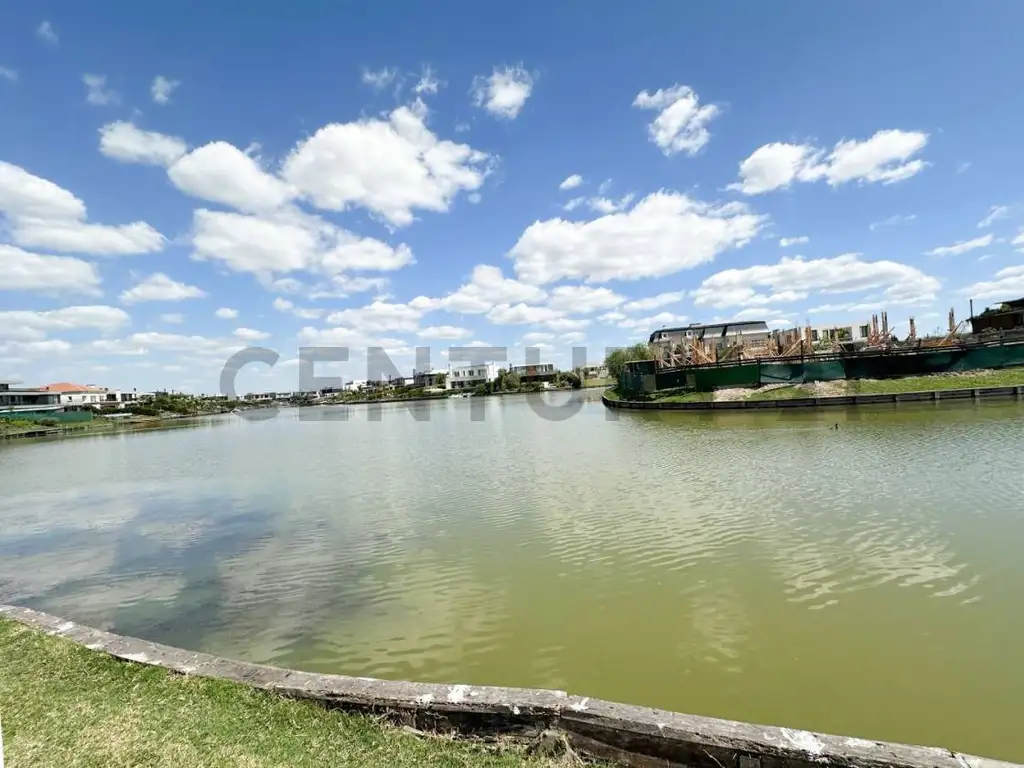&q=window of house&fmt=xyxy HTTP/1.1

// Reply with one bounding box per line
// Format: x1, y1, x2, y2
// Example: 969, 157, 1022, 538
860, 325, 870, 337
812, 330, 819, 341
